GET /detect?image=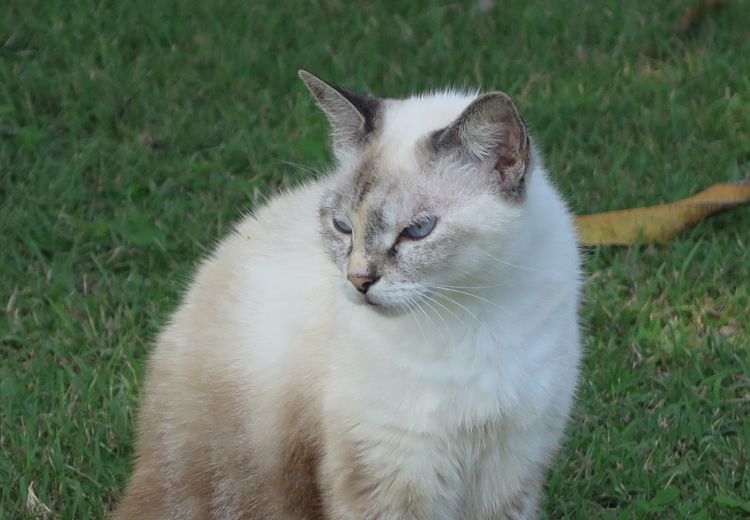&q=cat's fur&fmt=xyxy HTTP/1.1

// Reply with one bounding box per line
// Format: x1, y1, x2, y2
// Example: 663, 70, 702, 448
114, 71, 581, 520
